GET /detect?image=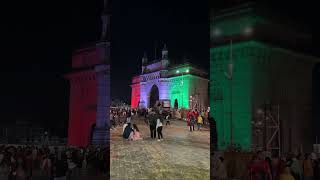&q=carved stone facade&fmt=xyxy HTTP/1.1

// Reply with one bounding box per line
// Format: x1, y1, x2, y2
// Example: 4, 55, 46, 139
131, 47, 209, 110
